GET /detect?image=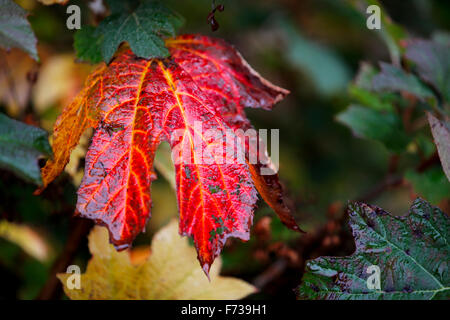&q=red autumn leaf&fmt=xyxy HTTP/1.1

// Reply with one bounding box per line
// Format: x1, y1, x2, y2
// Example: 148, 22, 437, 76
167, 36, 302, 233
38, 35, 300, 275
